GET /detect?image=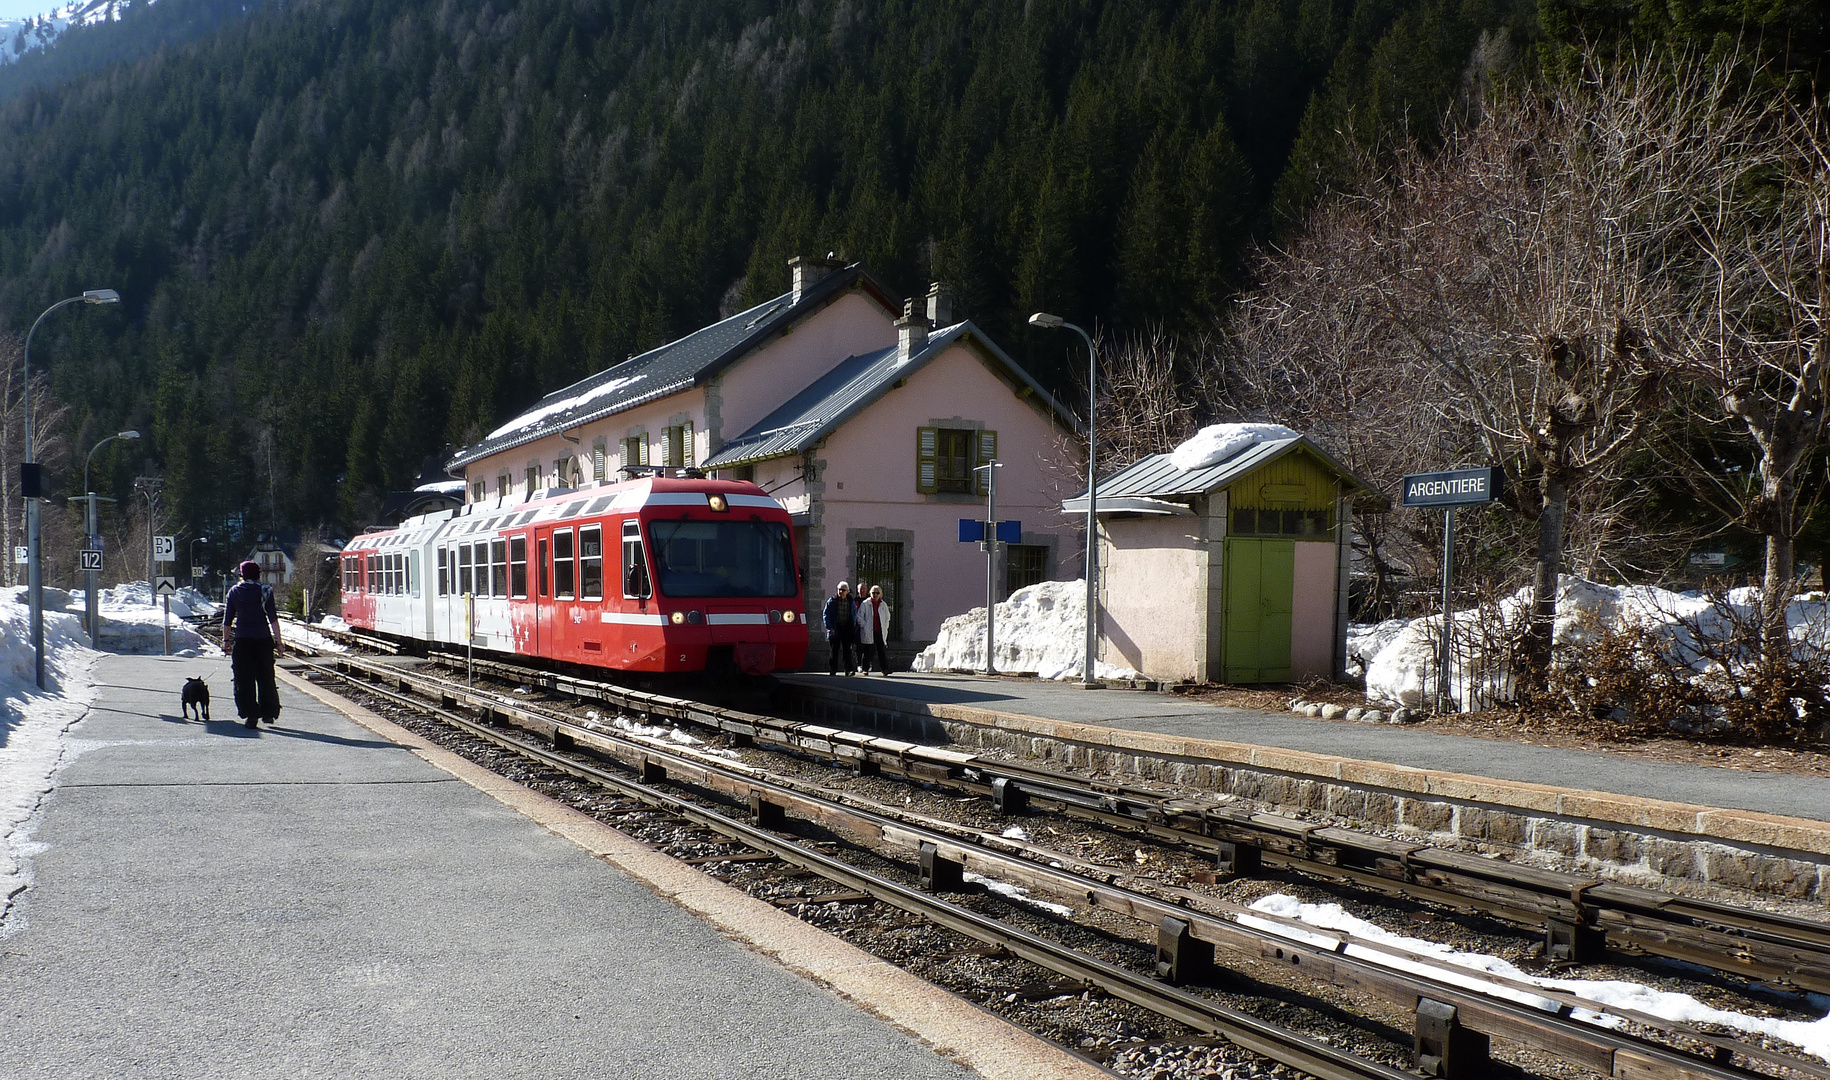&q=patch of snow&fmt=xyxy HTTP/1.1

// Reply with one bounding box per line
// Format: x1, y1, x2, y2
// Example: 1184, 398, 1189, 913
962, 872, 1076, 917
1358, 576, 1830, 712
1245, 893, 1830, 1061
485, 375, 640, 441
910, 580, 1141, 681
1168, 423, 1299, 472
0, 0, 141, 65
